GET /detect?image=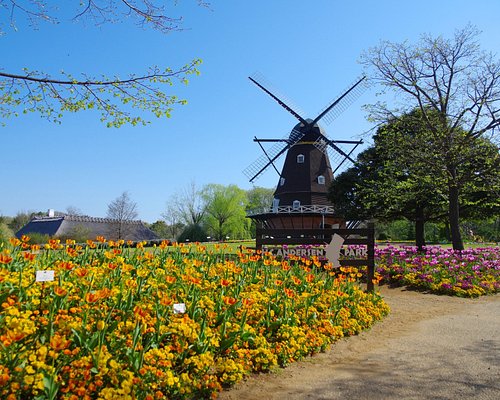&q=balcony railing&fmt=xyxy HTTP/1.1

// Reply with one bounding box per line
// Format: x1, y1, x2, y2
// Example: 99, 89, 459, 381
246, 204, 336, 217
